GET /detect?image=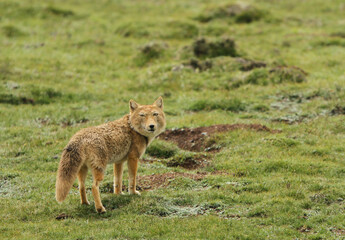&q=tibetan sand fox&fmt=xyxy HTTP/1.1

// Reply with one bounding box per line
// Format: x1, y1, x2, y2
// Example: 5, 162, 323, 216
56, 97, 166, 213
